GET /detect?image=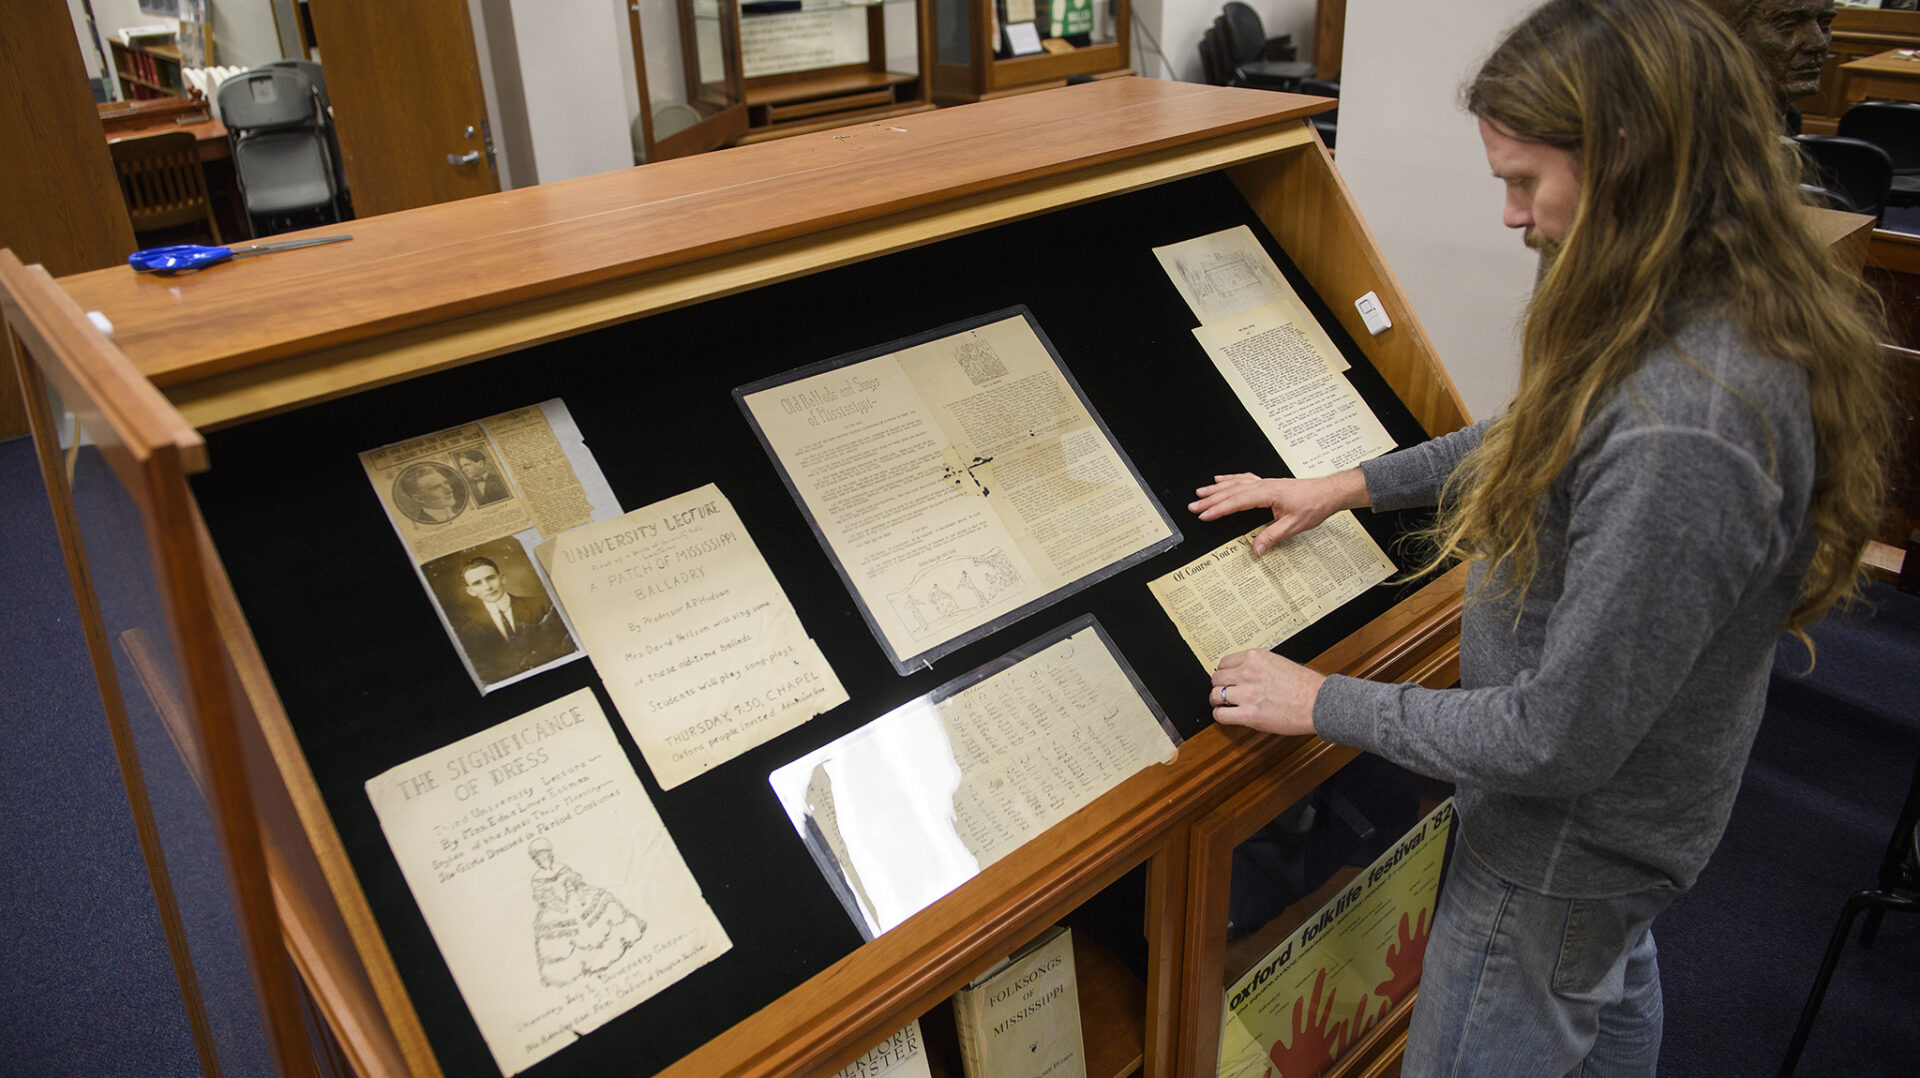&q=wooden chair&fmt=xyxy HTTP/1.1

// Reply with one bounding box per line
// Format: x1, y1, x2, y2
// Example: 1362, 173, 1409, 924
109, 129, 222, 245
